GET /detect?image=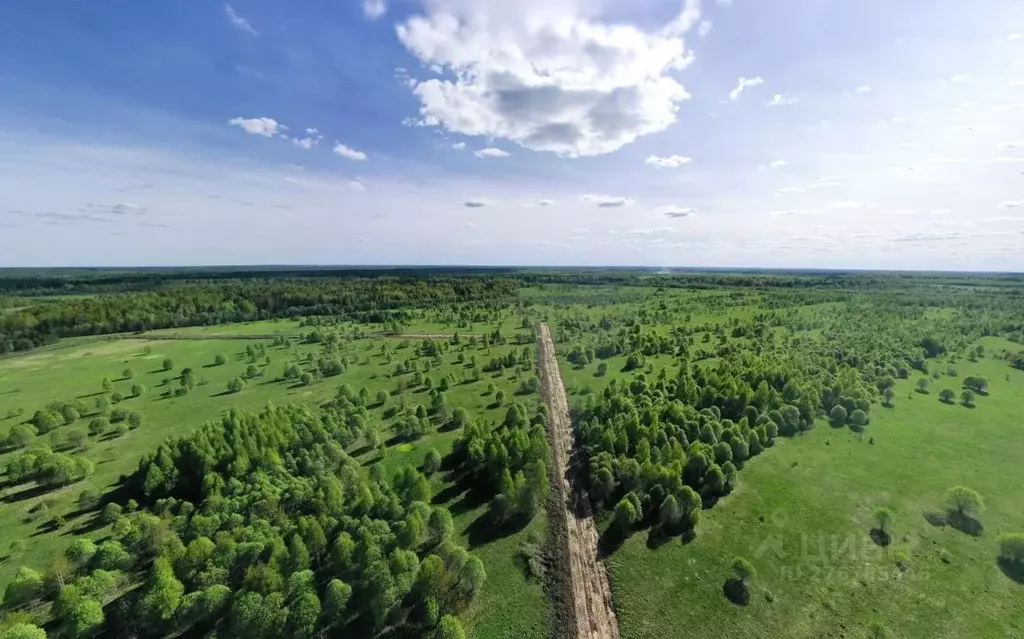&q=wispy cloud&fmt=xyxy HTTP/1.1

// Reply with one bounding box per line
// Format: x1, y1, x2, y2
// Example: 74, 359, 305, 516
697, 21, 713, 38
729, 76, 764, 101
769, 159, 789, 168
655, 205, 696, 218
464, 199, 491, 208
452, 142, 466, 150
766, 93, 796, 107
333, 143, 367, 161
224, 4, 259, 37
363, 0, 387, 20
474, 147, 509, 159
997, 200, 1024, 209
645, 154, 692, 168
228, 117, 283, 137
581, 195, 633, 208
534, 200, 554, 207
